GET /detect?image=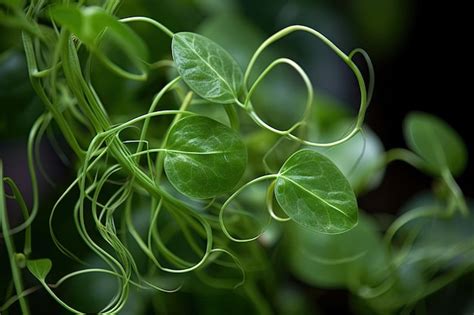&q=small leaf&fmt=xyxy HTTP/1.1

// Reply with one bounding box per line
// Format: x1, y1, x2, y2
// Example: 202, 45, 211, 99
172, 32, 243, 104
274, 149, 358, 234
164, 115, 247, 199
50, 5, 148, 61
26, 258, 52, 281
404, 112, 467, 175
